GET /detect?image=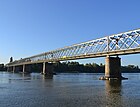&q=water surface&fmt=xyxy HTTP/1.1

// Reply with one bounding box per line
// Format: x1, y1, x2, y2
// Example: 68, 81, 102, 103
0, 72, 140, 107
